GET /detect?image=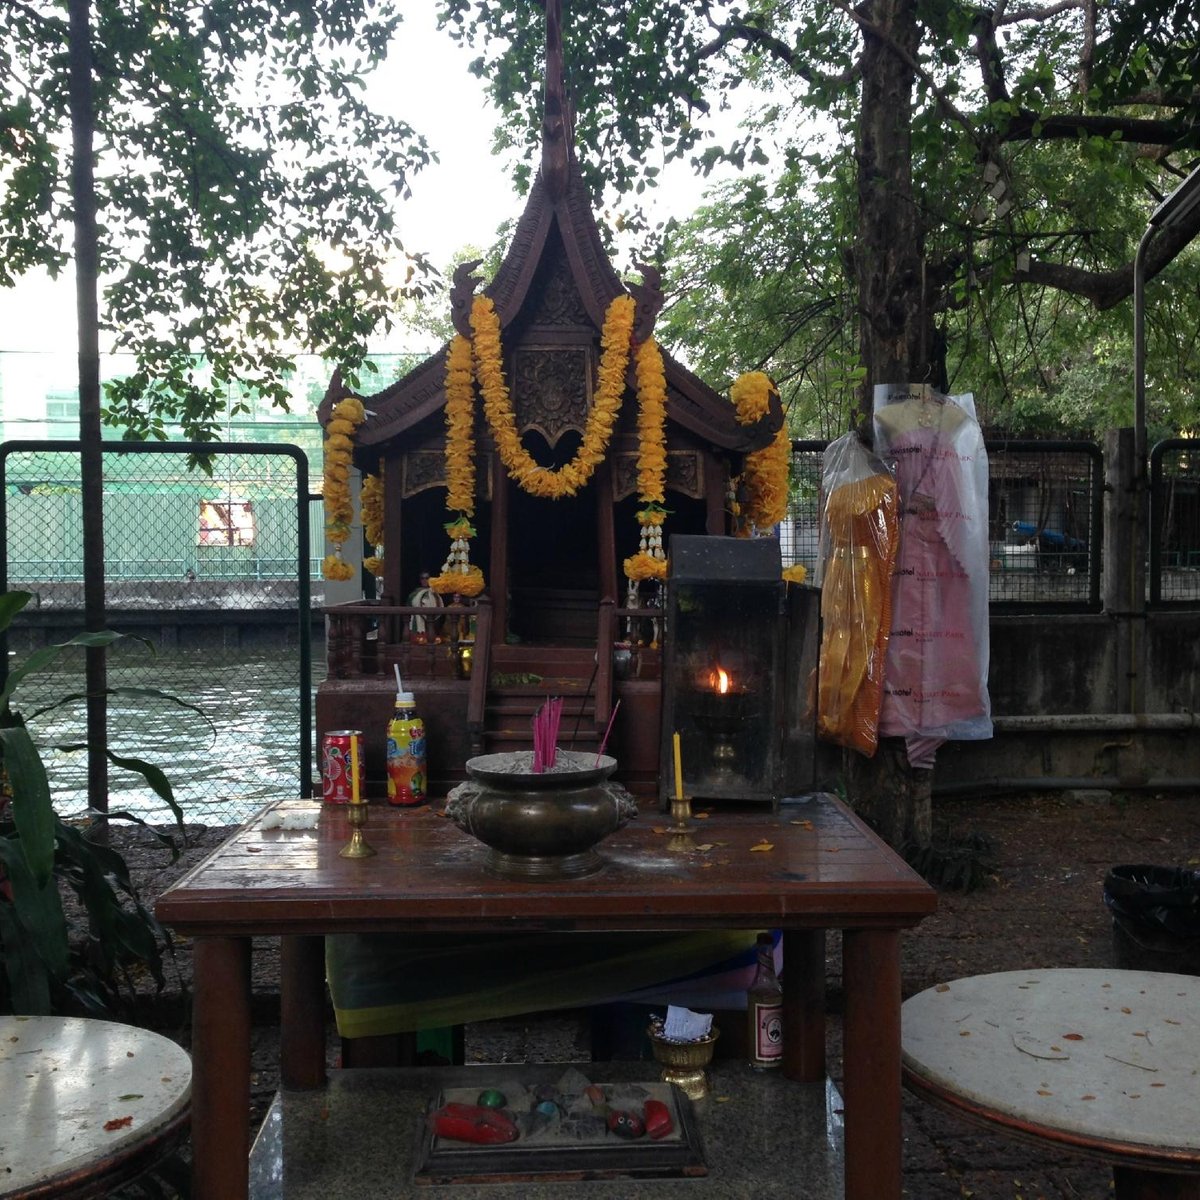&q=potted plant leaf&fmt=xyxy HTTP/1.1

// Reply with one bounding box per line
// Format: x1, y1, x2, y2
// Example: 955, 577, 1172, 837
0, 589, 188, 1016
